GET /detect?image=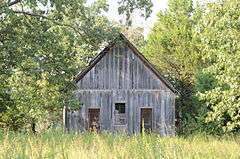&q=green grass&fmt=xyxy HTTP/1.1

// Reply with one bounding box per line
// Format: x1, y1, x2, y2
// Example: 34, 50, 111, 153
0, 130, 240, 159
